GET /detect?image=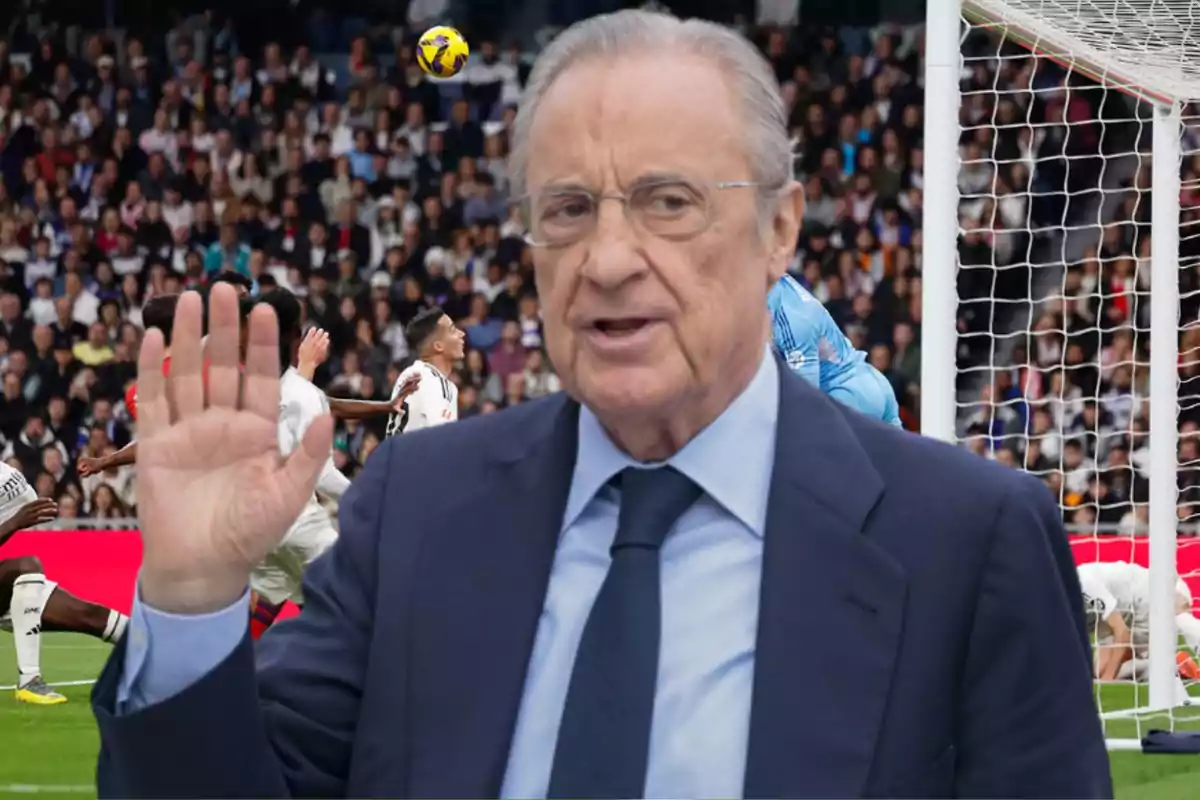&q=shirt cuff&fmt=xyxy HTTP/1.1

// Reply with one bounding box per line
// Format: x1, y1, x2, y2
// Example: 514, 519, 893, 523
117, 587, 249, 714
